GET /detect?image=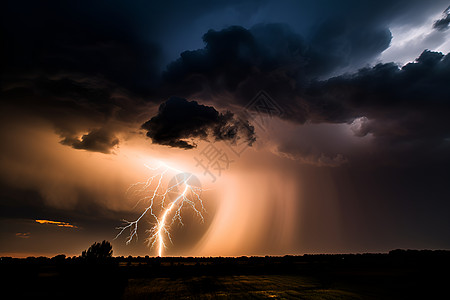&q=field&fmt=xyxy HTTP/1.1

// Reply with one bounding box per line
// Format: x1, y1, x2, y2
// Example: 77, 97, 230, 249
1, 250, 449, 299
124, 275, 362, 299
